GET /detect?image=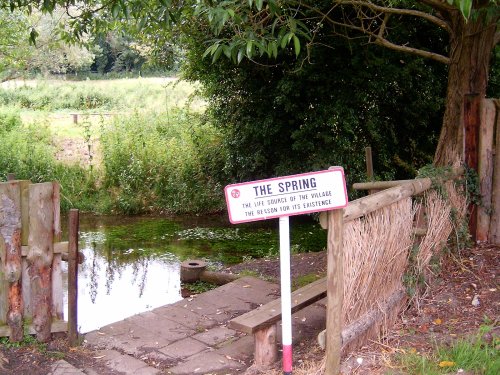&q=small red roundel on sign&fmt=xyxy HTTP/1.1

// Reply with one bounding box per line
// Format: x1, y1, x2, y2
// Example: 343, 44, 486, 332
231, 189, 241, 198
